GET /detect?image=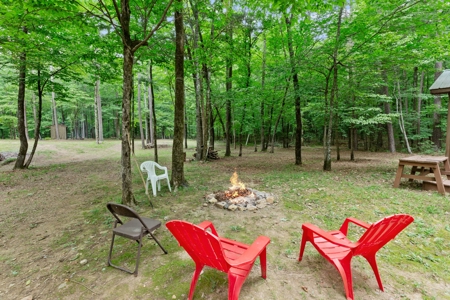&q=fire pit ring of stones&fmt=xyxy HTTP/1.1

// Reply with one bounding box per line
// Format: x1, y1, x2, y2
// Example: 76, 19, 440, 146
205, 188, 276, 211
